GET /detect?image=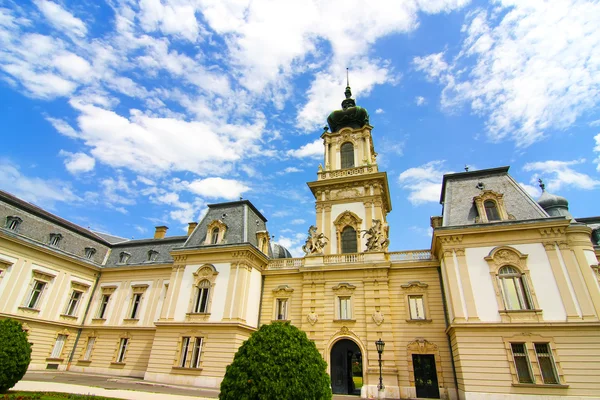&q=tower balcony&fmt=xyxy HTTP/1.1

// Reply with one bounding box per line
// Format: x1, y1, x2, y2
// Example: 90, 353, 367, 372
317, 164, 379, 180
265, 250, 435, 270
